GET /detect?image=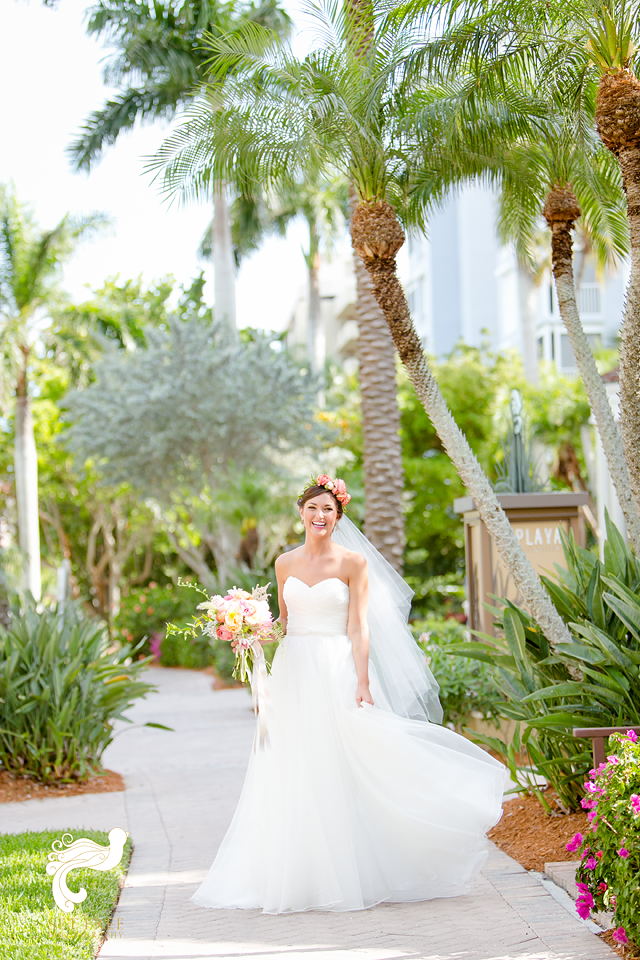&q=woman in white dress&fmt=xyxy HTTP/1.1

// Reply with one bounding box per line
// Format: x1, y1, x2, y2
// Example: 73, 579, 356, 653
191, 476, 507, 915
